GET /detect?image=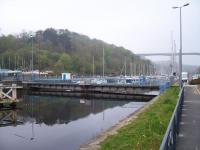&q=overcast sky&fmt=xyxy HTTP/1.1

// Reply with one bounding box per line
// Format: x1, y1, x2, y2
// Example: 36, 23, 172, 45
0, 0, 199, 66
